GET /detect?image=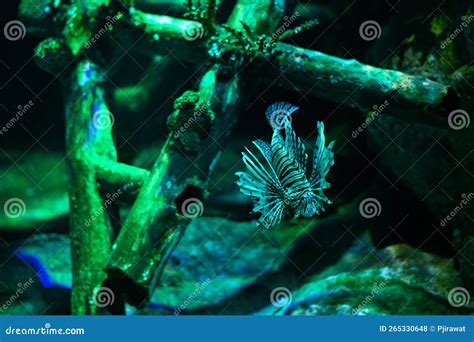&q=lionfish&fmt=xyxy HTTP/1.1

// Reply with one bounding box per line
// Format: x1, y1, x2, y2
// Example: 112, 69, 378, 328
236, 102, 335, 229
